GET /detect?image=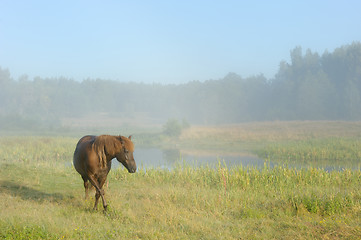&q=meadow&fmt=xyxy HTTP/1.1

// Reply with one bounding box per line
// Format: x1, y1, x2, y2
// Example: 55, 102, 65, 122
1, 121, 361, 239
